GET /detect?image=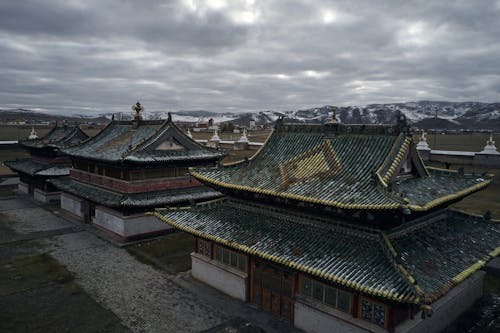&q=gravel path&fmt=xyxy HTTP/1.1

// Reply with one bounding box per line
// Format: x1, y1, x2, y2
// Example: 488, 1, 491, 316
41, 231, 228, 333
1, 196, 299, 333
